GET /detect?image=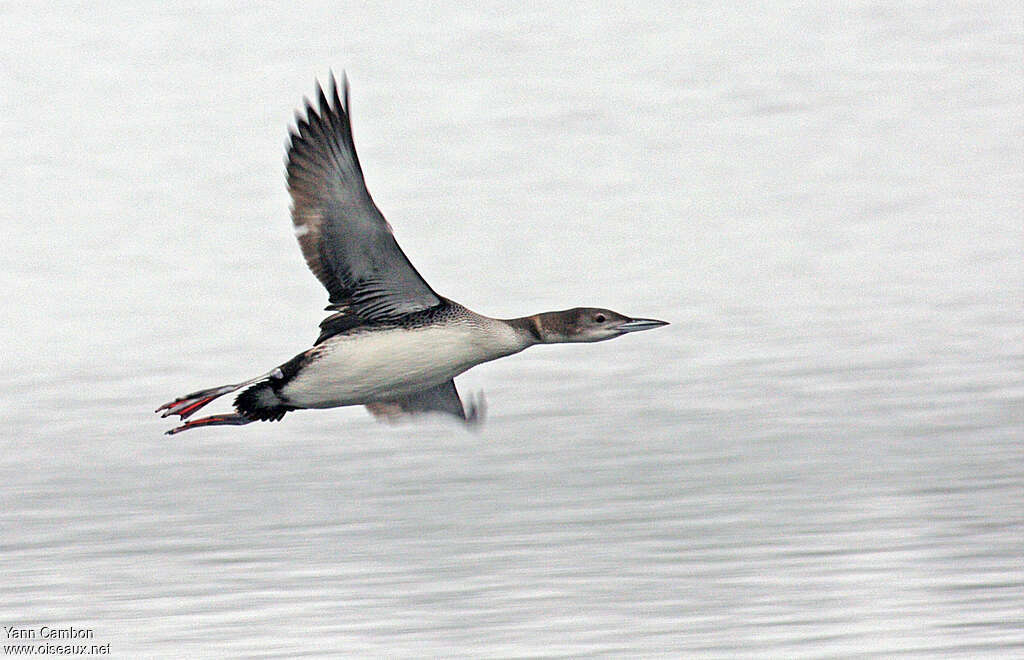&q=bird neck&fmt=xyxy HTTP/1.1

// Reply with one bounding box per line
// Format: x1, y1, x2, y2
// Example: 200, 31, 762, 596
504, 313, 554, 345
